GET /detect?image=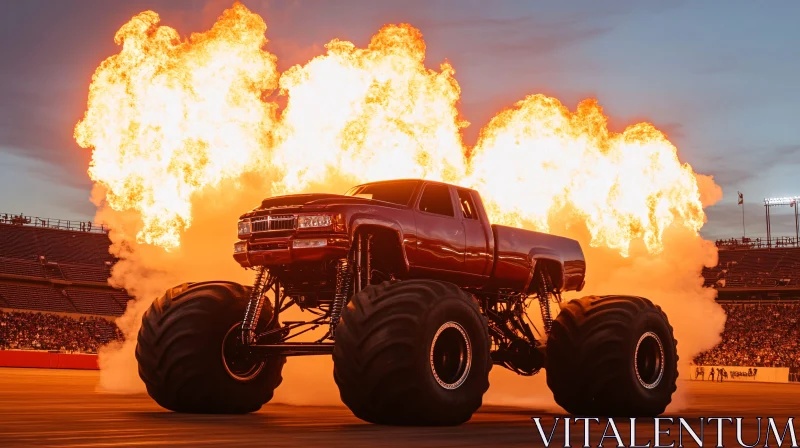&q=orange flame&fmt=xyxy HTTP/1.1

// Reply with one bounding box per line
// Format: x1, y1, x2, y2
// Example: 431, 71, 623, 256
467, 96, 705, 256
75, 3, 707, 256
75, 4, 279, 249
272, 23, 468, 194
